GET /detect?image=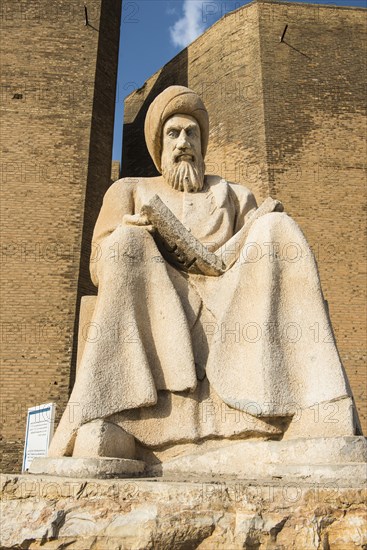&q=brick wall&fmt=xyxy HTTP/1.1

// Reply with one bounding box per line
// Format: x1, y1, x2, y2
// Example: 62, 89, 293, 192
258, 0, 366, 435
0, 0, 121, 472
122, 0, 366, 433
